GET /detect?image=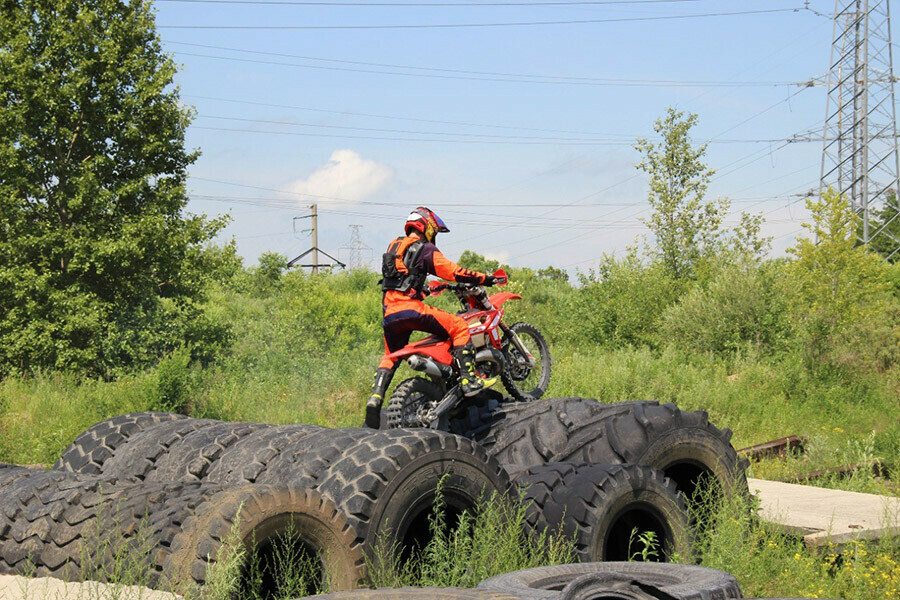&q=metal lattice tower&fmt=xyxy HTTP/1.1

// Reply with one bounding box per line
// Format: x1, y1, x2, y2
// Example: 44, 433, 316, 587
339, 225, 373, 270
820, 0, 900, 255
